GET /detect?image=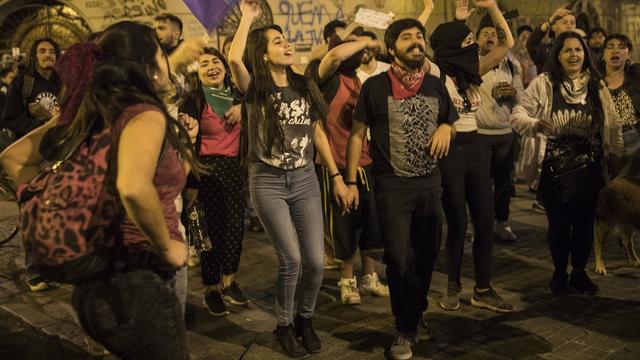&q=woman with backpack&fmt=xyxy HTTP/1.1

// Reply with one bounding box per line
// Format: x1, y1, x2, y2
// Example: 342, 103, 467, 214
511, 31, 623, 296
179, 48, 248, 316
227, 1, 352, 357
0, 21, 201, 359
